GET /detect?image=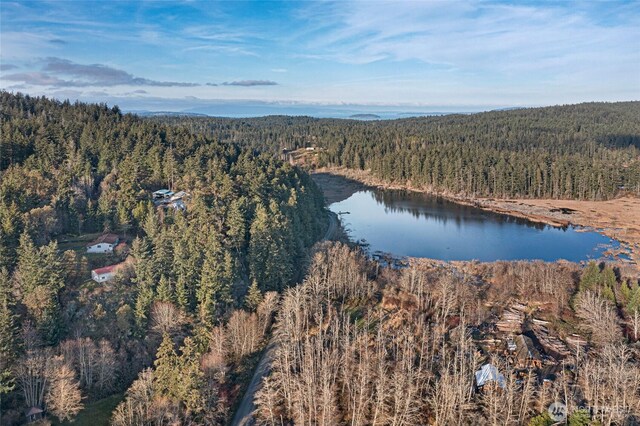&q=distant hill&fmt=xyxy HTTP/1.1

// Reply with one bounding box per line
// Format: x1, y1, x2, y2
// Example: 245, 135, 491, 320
152, 101, 640, 200
349, 113, 381, 120
132, 110, 209, 117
